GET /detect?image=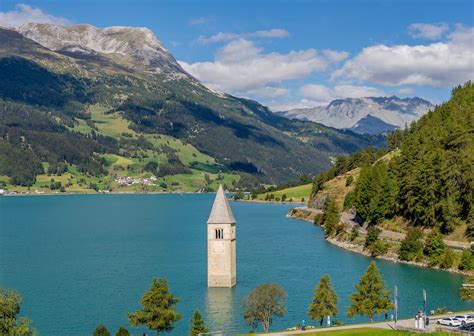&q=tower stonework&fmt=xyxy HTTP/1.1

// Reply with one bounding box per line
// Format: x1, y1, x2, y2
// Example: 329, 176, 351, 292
207, 185, 236, 288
